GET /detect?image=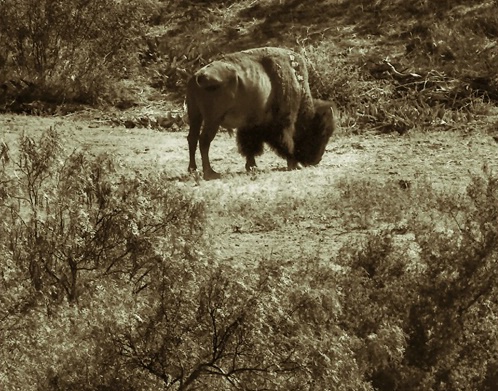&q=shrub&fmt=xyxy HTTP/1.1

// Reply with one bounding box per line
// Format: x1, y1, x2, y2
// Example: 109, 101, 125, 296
0, 129, 370, 391
111, 258, 369, 391
0, 127, 206, 390
334, 169, 498, 390
1, 127, 205, 302
0, 0, 156, 109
